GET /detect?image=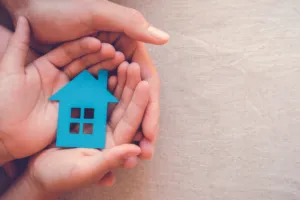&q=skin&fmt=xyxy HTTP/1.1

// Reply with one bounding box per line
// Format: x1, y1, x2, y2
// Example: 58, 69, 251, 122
0, 0, 169, 159
0, 17, 129, 163
25, 62, 149, 195
0, 24, 127, 185
0, 18, 150, 195
0, 145, 142, 200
